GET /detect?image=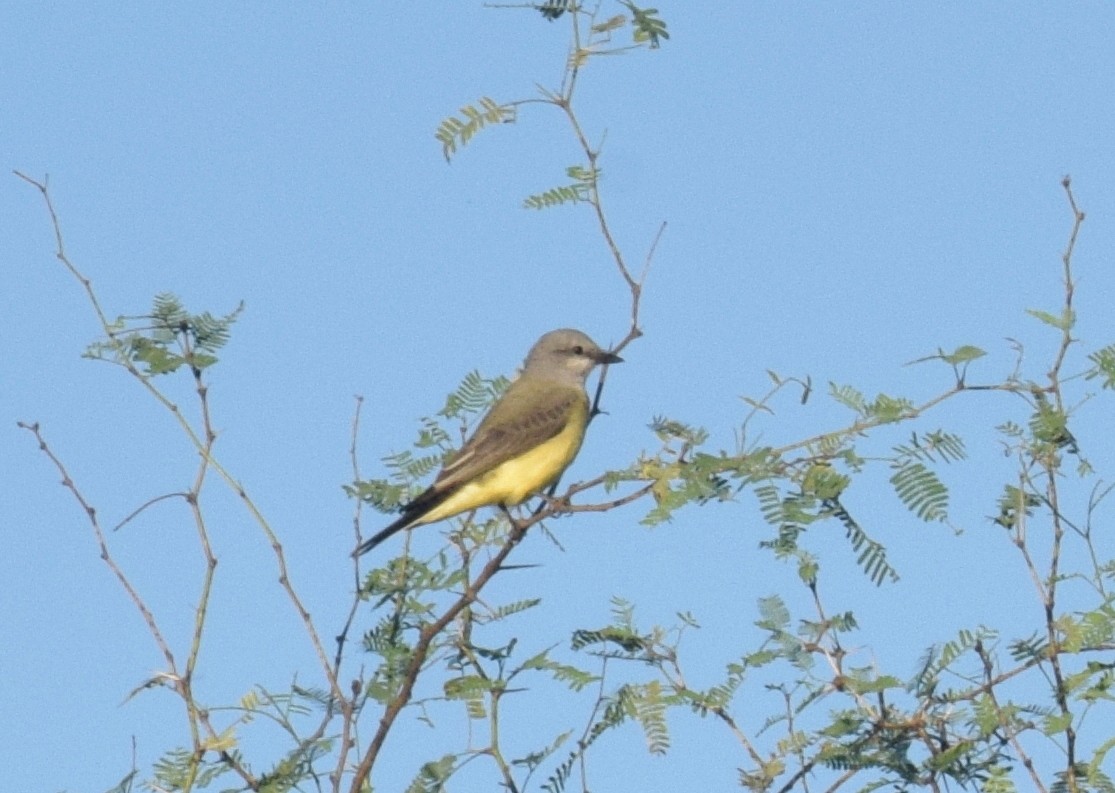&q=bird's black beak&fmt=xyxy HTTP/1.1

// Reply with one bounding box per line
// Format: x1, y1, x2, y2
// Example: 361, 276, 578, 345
595, 350, 623, 365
